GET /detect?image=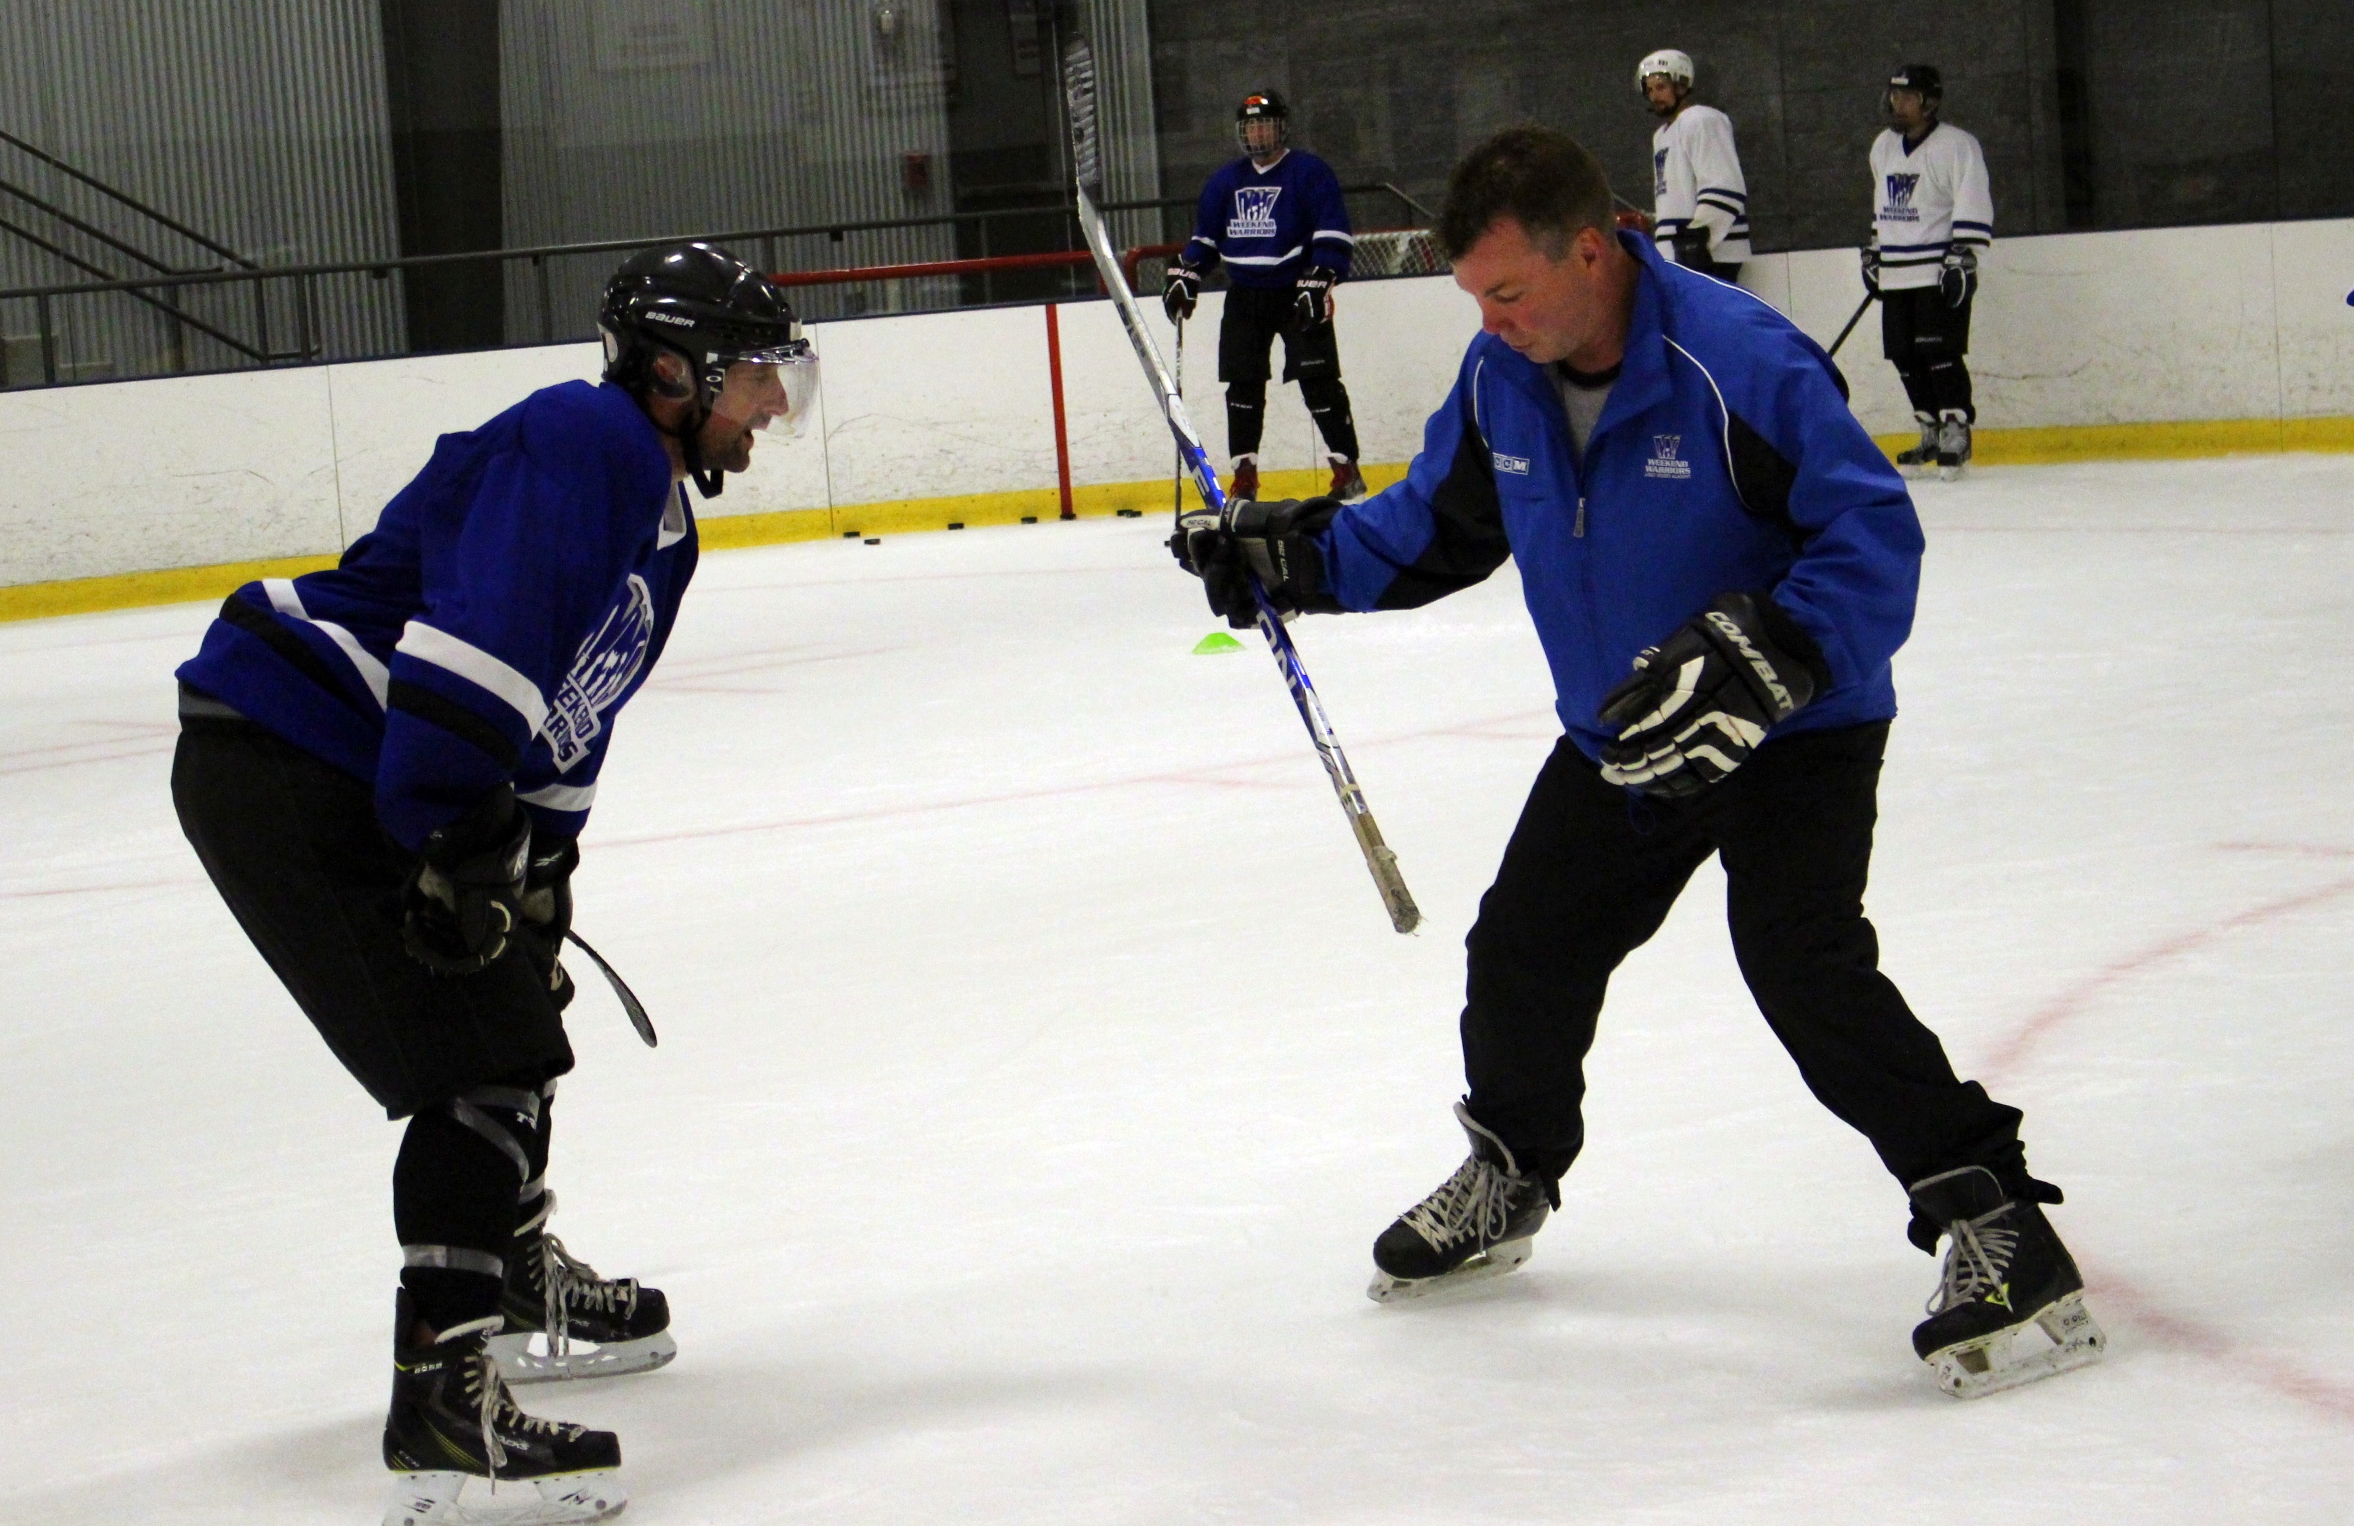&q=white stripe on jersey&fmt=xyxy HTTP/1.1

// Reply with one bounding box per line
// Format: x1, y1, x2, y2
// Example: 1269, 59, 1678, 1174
519, 780, 598, 812
395, 621, 549, 735
1870, 122, 1994, 291
261, 577, 390, 708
